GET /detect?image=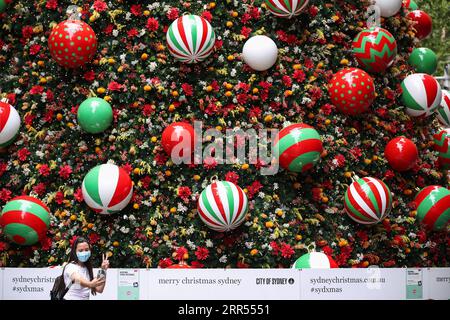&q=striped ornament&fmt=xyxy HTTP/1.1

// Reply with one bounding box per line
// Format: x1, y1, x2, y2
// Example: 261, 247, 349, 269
292, 252, 338, 269
0, 101, 21, 147
352, 27, 397, 73
414, 186, 450, 231
436, 90, 450, 127
403, 0, 418, 11
197, 181, 248, 232
401, 73, 442, 117
166, 15, 216, 63
0, 196, 51, 245
433, 129, 450, 169
274, 123, 323, 173
344, 177, 393, 225
82, 164, 133, 215
264, 0, 309, 18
